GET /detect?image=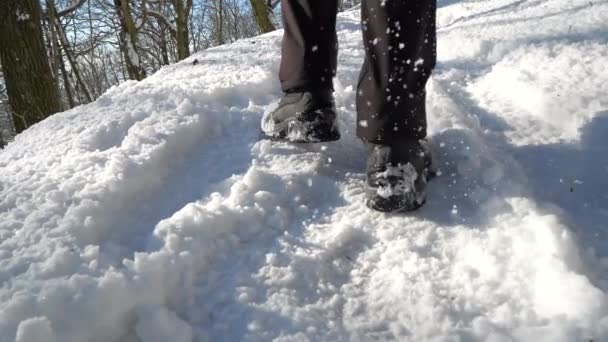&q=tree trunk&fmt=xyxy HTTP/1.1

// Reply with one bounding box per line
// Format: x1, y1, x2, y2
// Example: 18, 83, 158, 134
46, 0, 62, 99
158, 18, 170, 65
58, 43, 75, 109
87, 0, 102, 98
250, 0, 275, 33
217, 0, 224, 45
42, 15, 65, 111
174, 0, 191, 60
107, 52, 121, 84
114, 0, 146, 80
0, 0, 62, 133
52, 16, 93, 103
